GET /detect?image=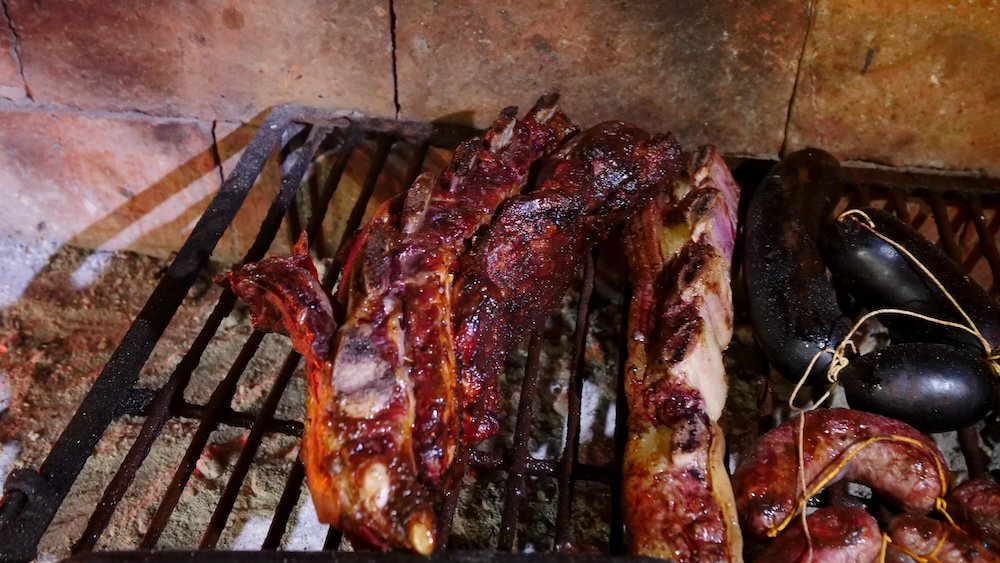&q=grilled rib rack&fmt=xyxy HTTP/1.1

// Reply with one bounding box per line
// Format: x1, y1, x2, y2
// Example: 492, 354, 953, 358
0, 105, 997, 562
